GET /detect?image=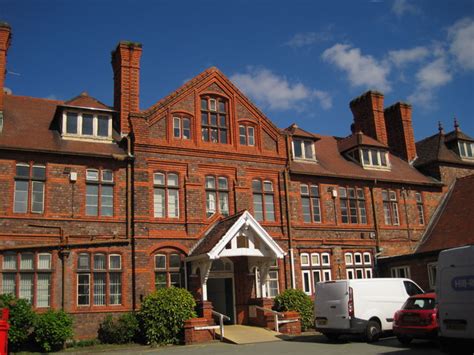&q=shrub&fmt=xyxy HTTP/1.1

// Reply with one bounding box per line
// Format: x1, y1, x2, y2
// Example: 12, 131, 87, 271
0, 294, 36, 351
33, 309, 73, 352
274, 288, 313, 331
98, 312, 139, 344
138, 287, 197, 345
